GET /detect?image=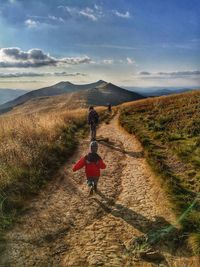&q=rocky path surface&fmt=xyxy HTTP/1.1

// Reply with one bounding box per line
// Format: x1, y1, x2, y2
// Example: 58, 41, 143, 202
1, 115, 198, 267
